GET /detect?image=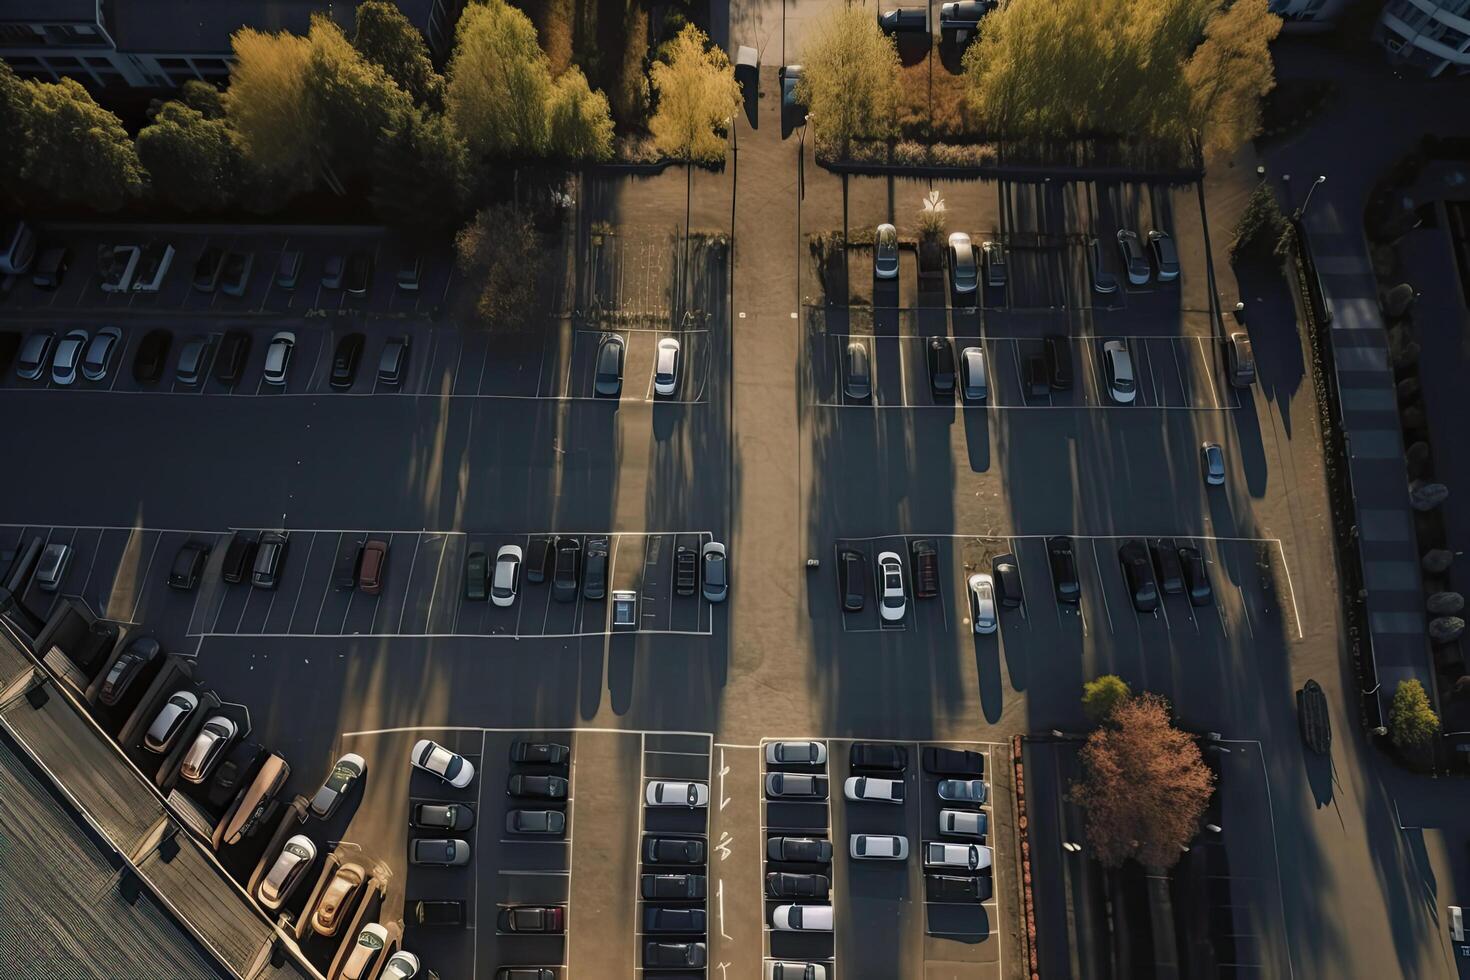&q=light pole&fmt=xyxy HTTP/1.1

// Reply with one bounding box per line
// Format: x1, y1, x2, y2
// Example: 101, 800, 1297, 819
1295, 175, 1326, 221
